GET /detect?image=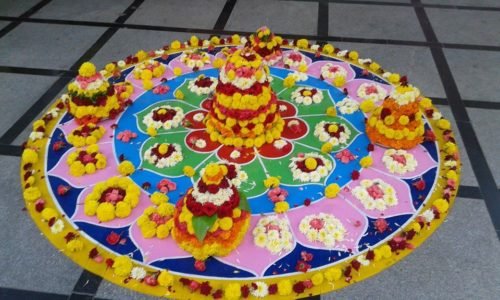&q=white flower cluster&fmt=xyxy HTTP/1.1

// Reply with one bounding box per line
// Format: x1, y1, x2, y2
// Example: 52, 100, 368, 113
219, 65, 268, 90
187, 76, 218, 95
290, 87, 323, 106
191, 185, 235, 206
142, 105, 184, 130
289, 153, 333, 183
298, 213, 346, 247
253, 216, 294, 254
144, 143, 183, 168
320, 63, 347, 81
352, 179, 398, 211
251, 281, 269, 298
194, 139, 207, 149
179, 50, 210, 69
314, 121, 351, 146
193, 112, 205, 122
357, 83, 387, 103
336, 97, 359, 114
198, 163, 248, 188
382, 149, 418, 175
283, 51, 307, 68
288, 70, 308, 82
391, 85, 421, 106
273, 139, 288, 150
